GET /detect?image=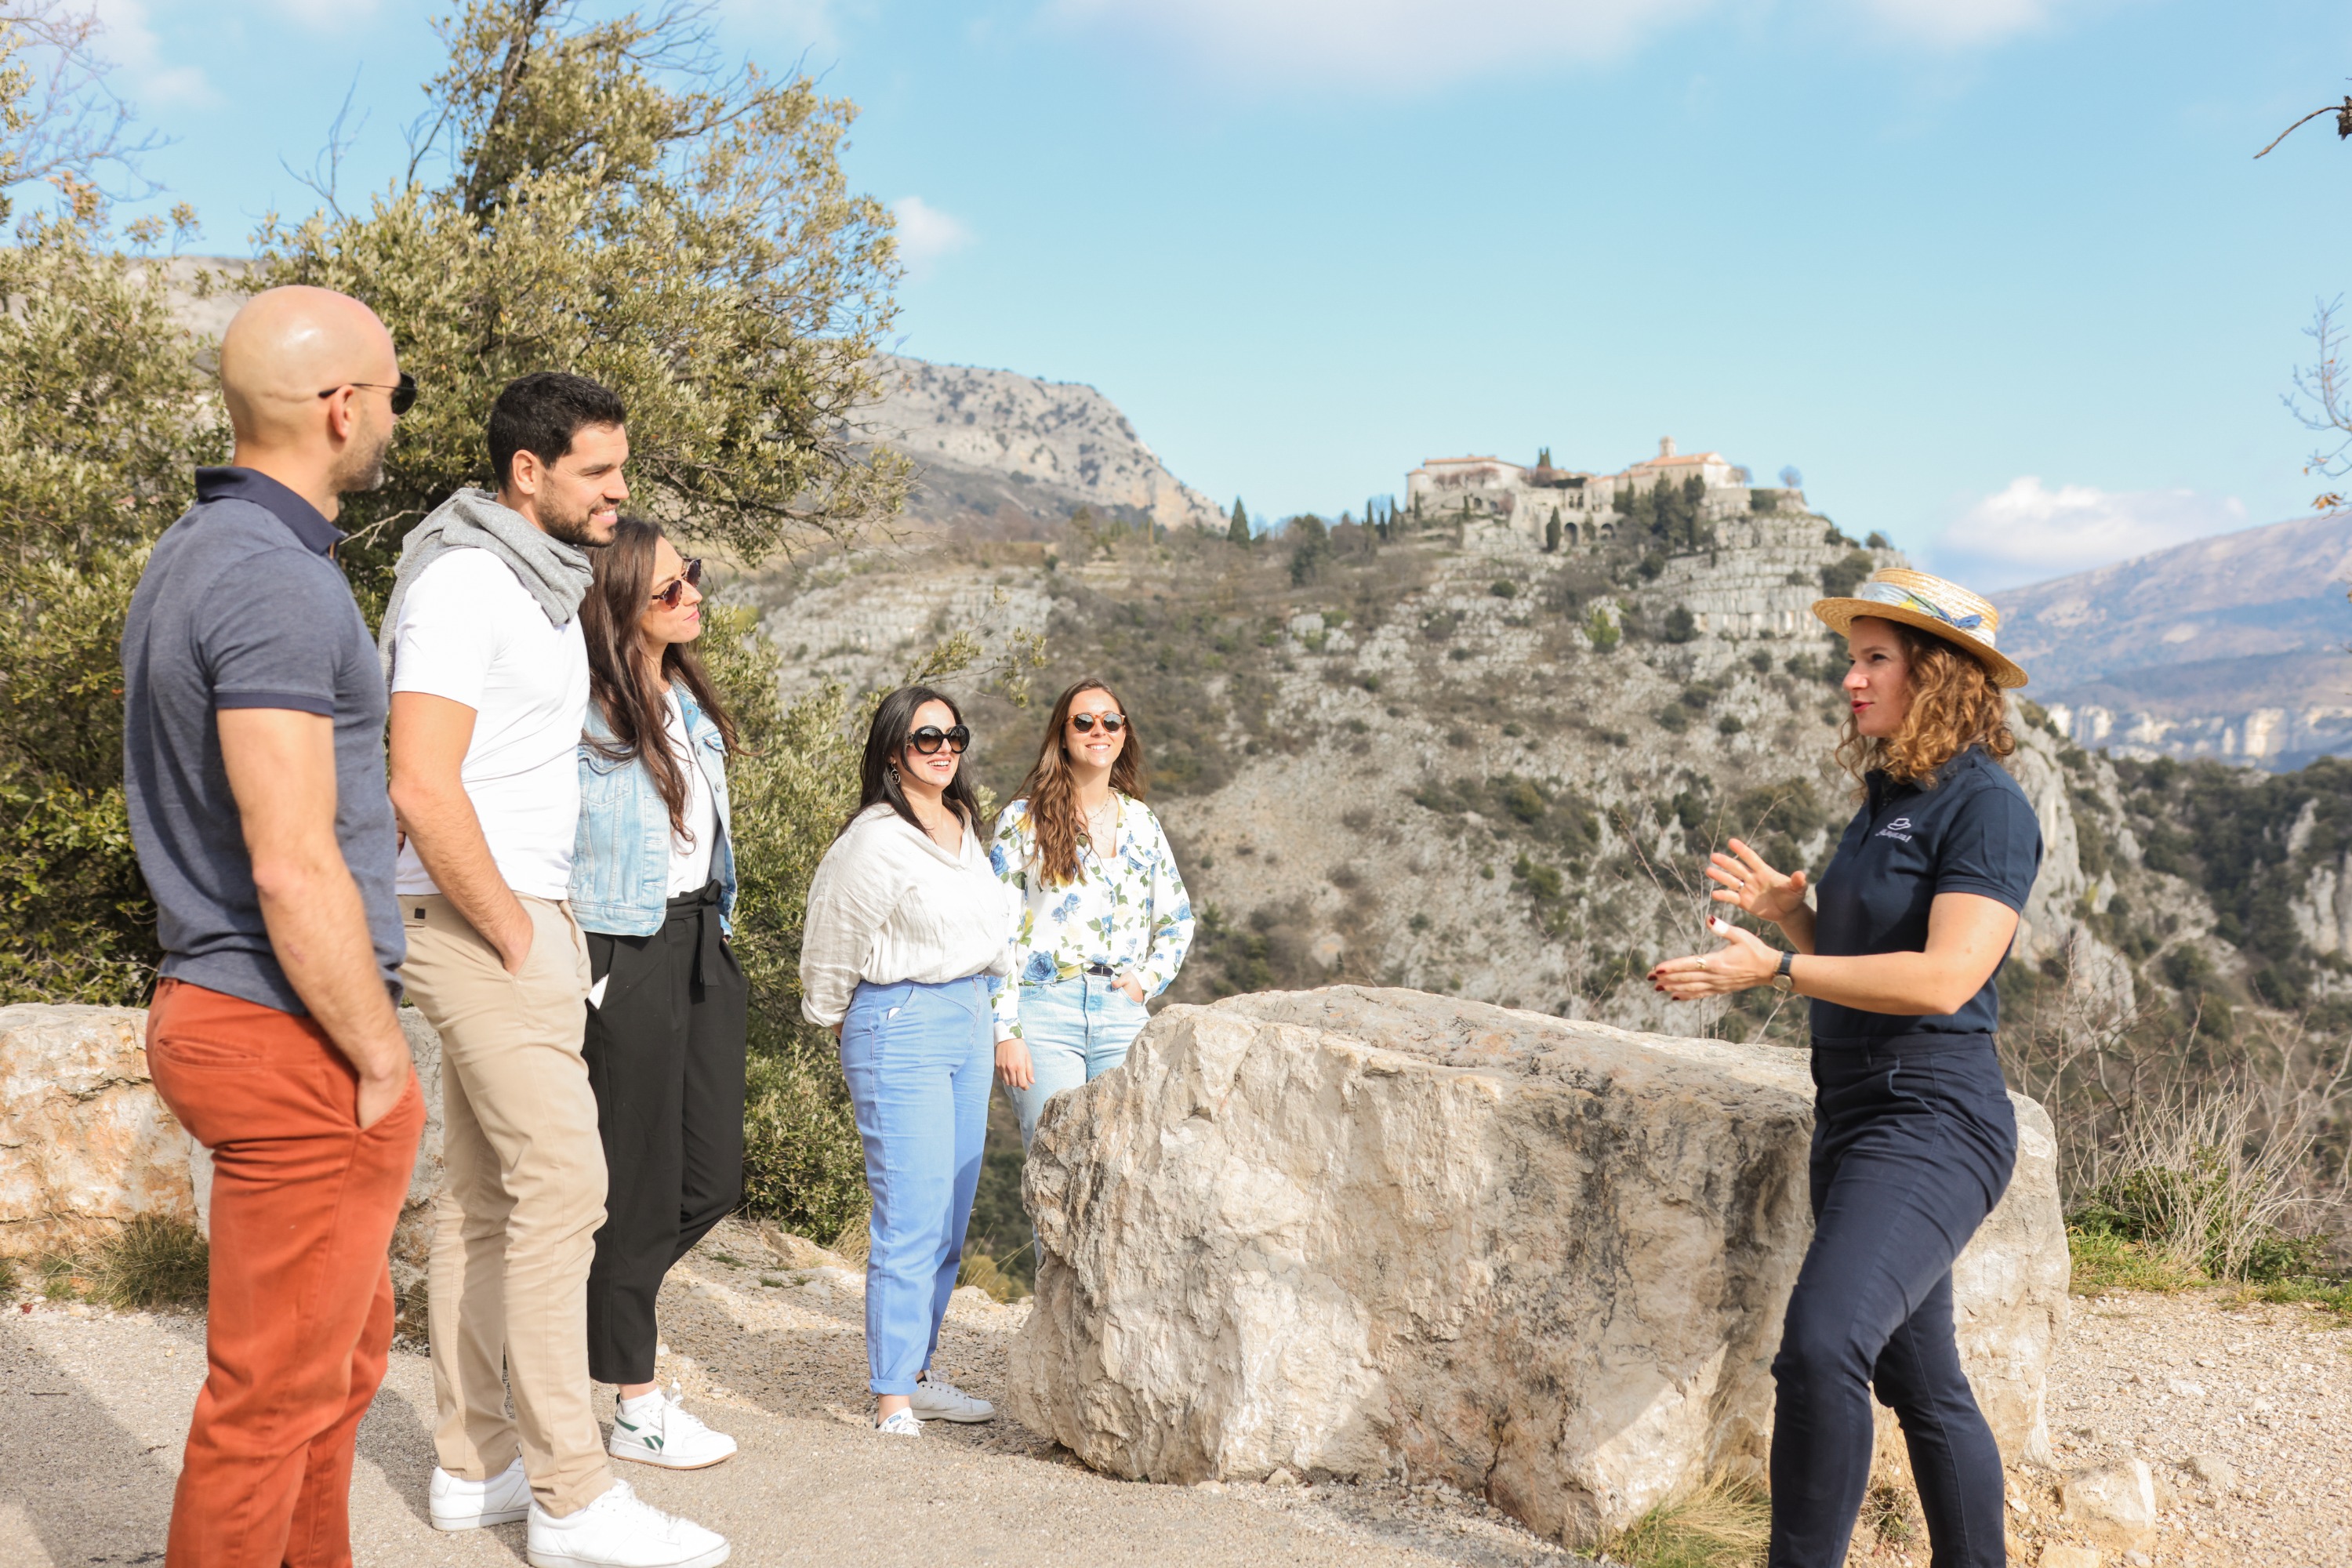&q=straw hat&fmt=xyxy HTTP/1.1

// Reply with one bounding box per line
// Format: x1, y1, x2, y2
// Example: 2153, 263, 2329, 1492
1812, 567, 2028, 689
